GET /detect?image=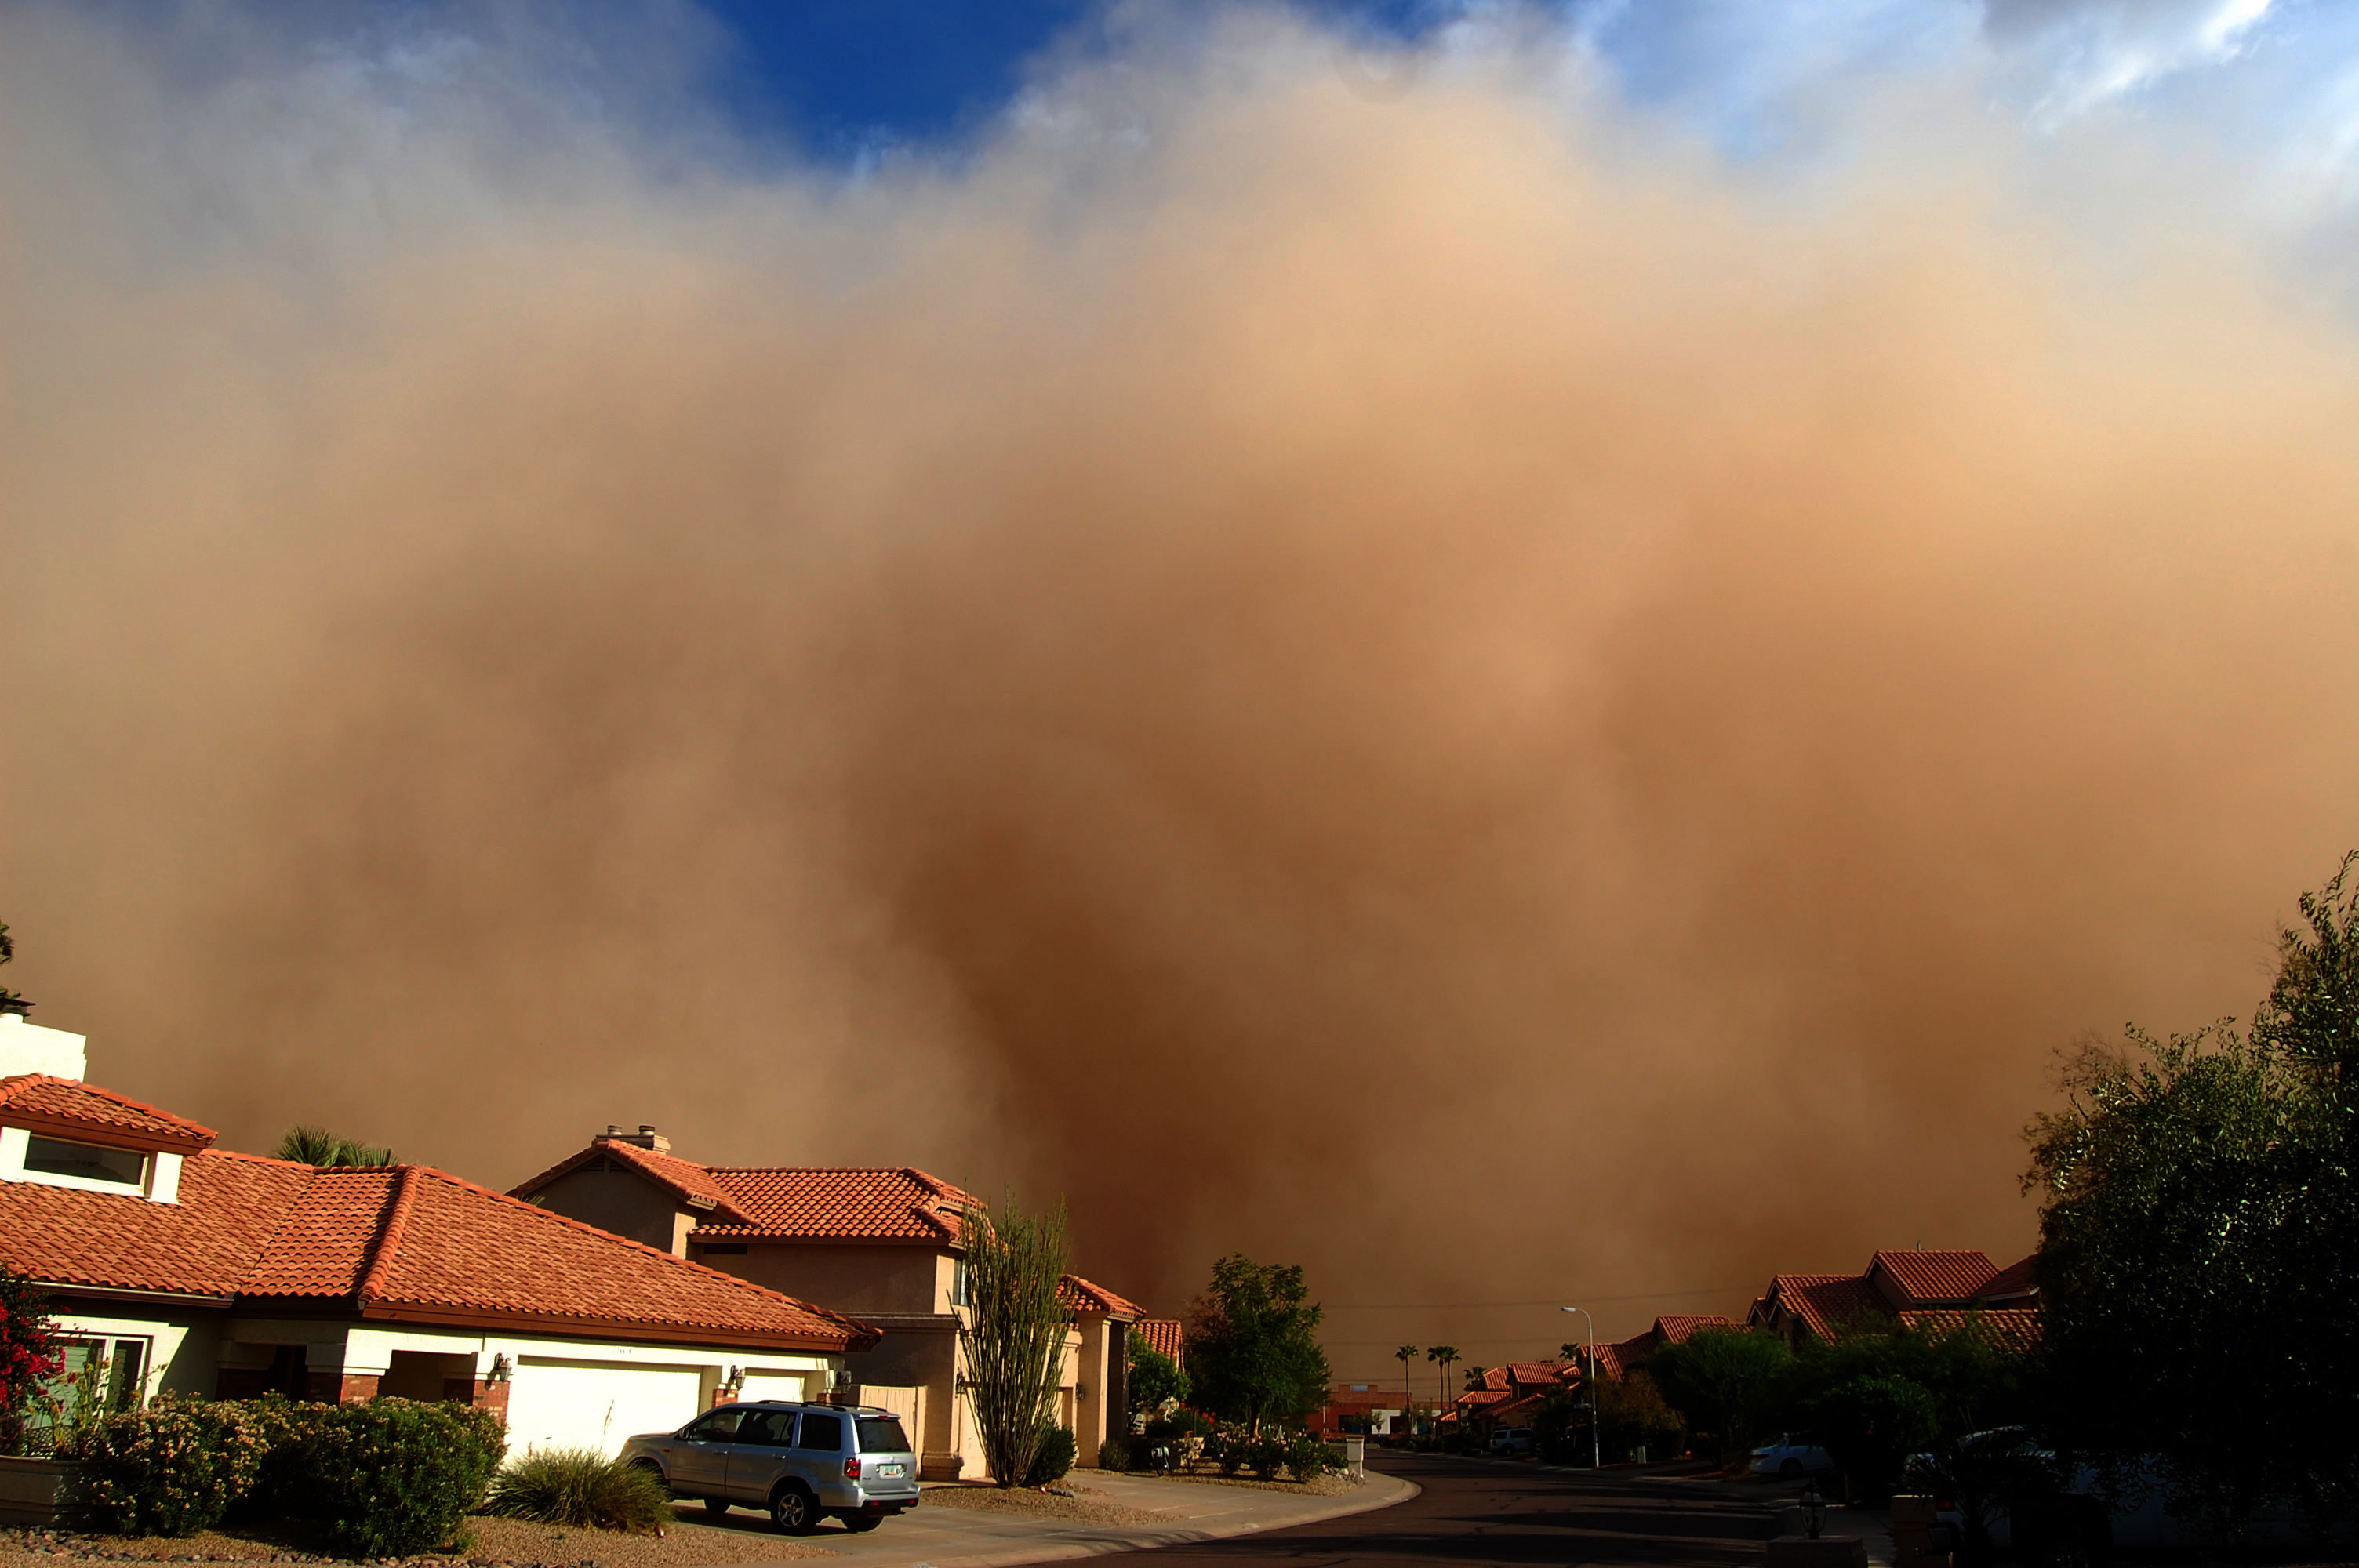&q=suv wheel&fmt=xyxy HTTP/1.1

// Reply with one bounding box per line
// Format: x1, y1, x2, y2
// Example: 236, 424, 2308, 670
843, 1513, 885, 1534
769, 1484, 821, 1535
703, 1496, 732, 1515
